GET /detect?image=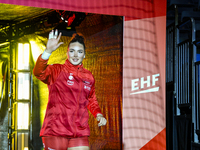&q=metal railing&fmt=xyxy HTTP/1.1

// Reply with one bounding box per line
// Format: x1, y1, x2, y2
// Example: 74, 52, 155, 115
195, 61, 200, 132
166, 24, 175, 83
177, 40, 191, 105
